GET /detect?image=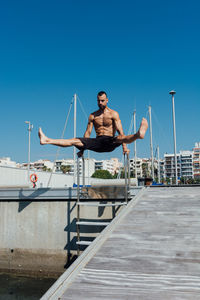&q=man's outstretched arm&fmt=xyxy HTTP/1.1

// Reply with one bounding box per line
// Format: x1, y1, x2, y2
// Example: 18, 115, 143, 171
113, 111, 129, 154
84, 114, 94, 138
